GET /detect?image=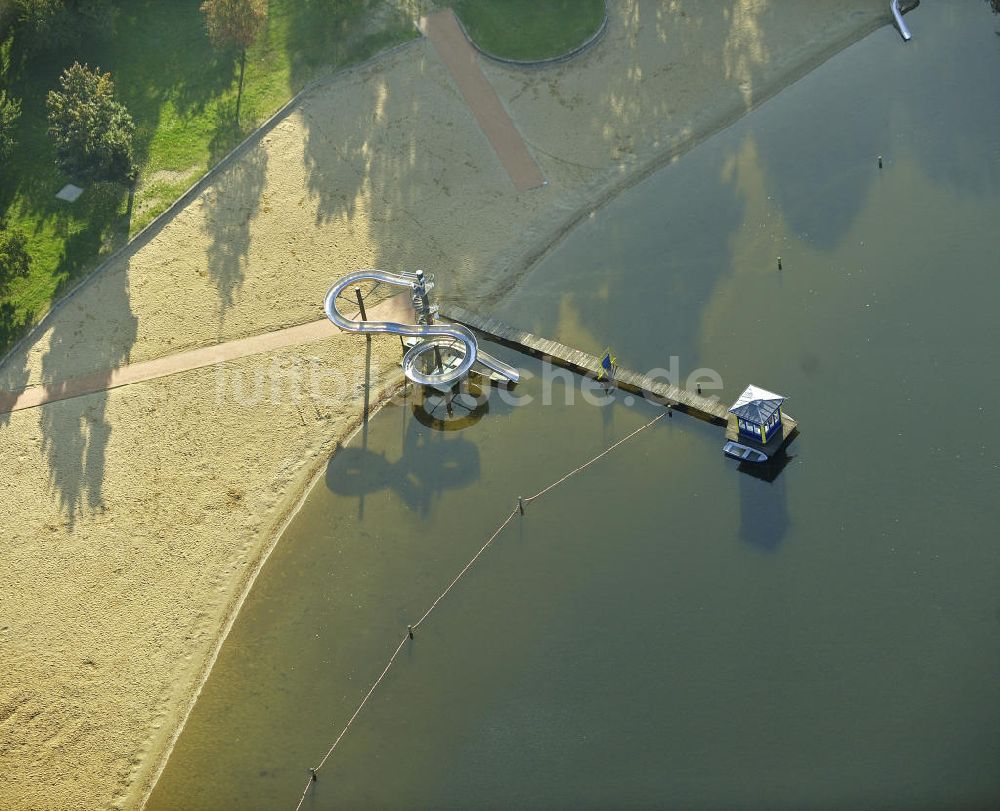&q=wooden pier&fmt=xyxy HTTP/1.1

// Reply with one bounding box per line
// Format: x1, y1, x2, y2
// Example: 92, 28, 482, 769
443, 305, 800, 460
442, 306, 731, 425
